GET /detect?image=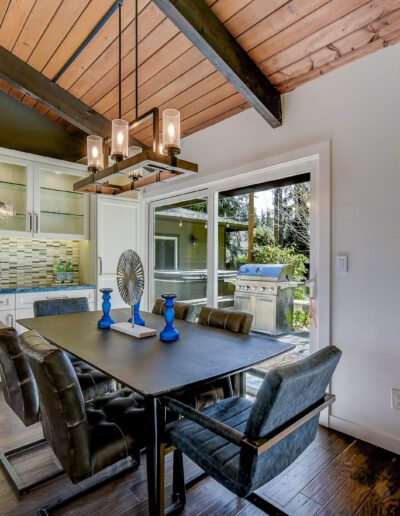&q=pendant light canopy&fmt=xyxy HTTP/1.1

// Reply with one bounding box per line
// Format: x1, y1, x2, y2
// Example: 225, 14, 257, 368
80, 0, 196, 196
